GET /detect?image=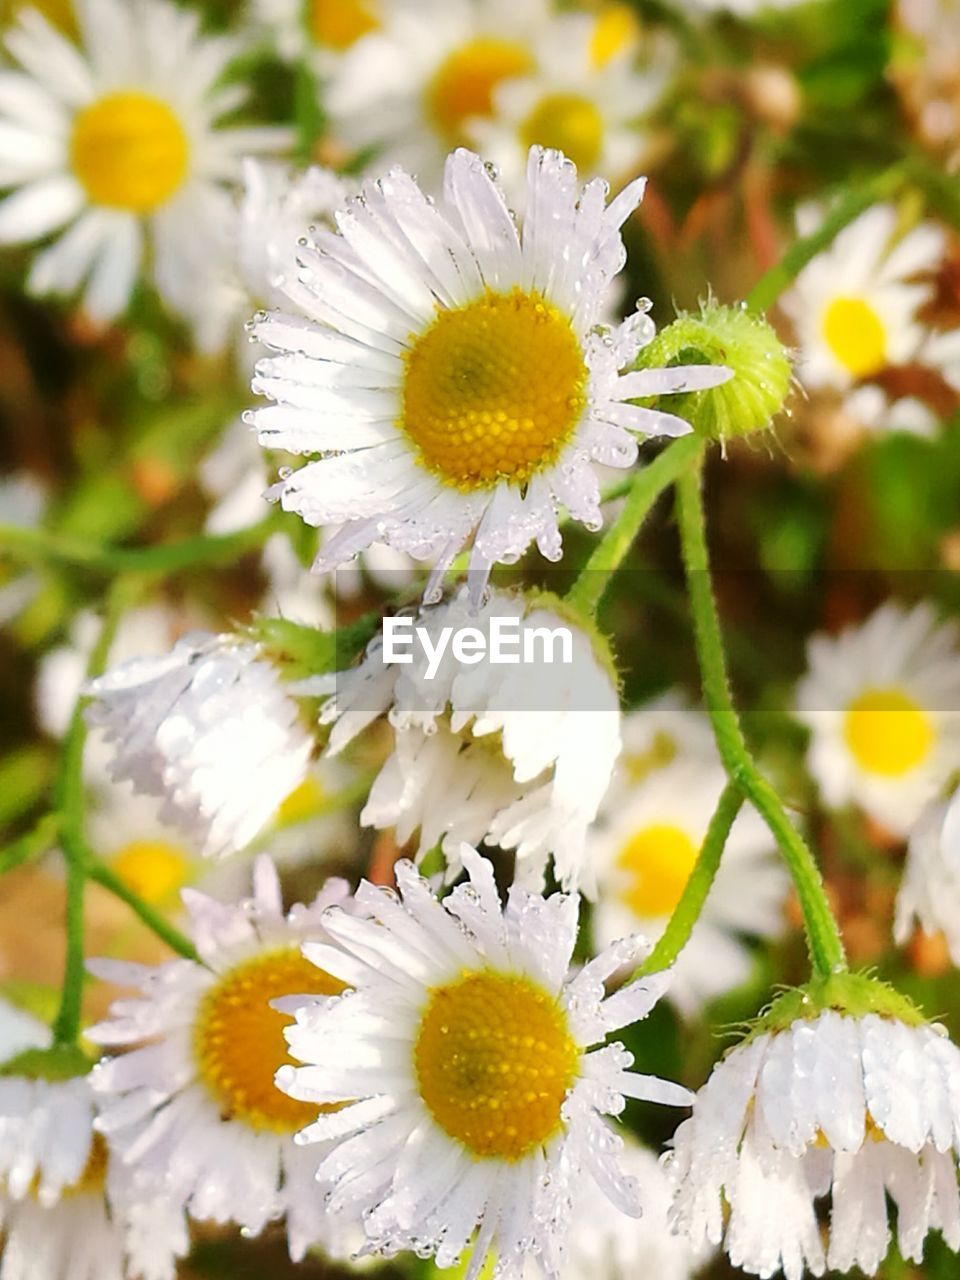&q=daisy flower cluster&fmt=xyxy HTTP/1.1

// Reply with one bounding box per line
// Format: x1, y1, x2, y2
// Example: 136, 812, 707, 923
3, 3, 960, 1280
